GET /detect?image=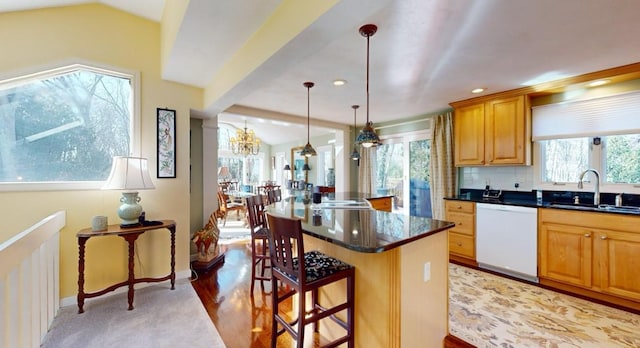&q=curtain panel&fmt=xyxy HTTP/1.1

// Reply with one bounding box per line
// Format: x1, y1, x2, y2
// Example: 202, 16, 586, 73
429, 112, 457, 220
